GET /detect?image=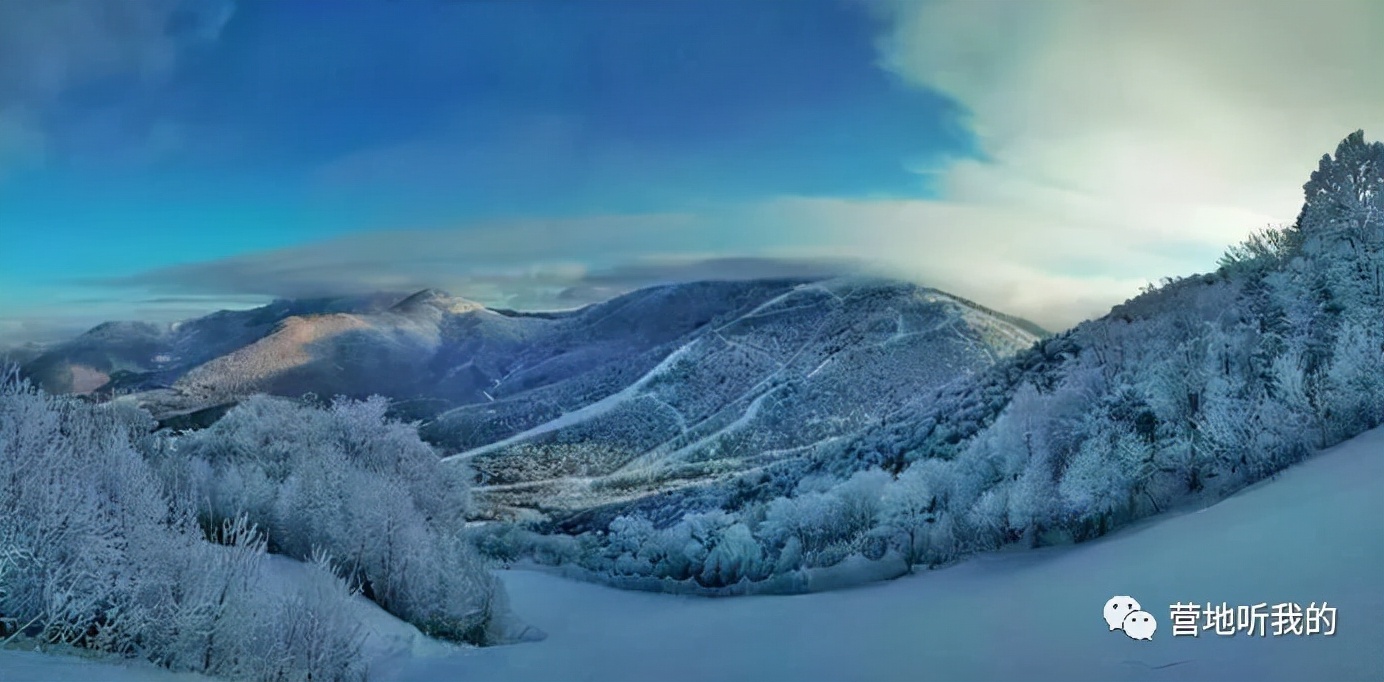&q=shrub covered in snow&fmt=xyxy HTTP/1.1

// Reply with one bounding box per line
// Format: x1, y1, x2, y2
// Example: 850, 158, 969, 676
0, 373, 367, 680
157, 394, 506, 645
